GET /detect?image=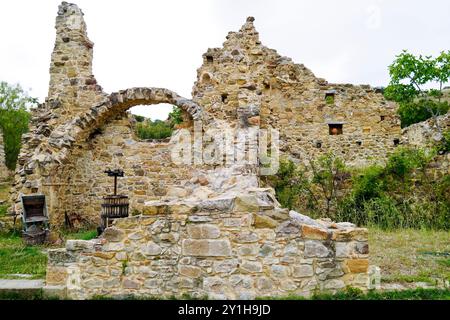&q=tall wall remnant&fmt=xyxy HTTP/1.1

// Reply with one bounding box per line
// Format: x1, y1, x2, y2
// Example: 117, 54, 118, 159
10, 2, 402, 298
0, 129, 10, 181
192, 17, 402, 167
